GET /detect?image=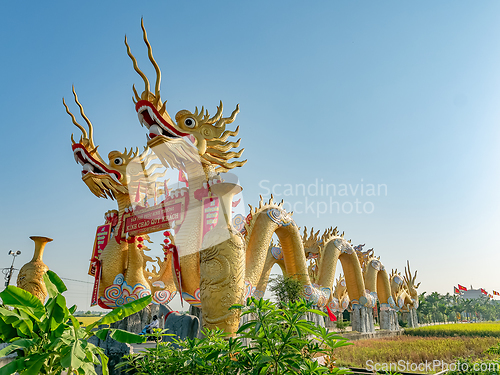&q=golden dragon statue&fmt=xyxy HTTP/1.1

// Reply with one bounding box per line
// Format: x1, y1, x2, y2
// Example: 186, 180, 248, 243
120, 20, 403, 334
64, 20, 419, 334
64, 87, 181, 308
